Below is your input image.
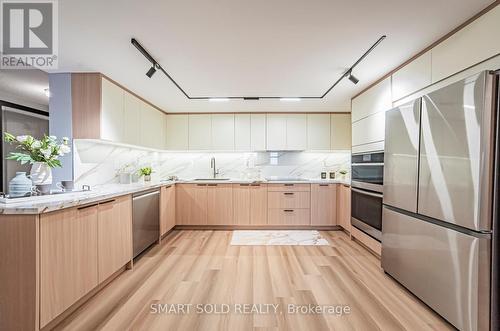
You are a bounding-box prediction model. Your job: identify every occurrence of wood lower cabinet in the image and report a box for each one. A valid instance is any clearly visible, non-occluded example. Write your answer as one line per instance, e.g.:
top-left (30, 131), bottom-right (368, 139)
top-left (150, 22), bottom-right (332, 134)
top-left (207, 184), bottom-right (233, 225)
top-left (268, 209), bottom-right (310, 225)
top-left (310, 184), bottom-right (337, 225)
top-left (250, 184), bottom-right (268, 225)
top-left (40, 206), bottom-right (99, 327)
top-left (233, 184), bottom-right (251, 224)
top-left (233, 183), bottom-right (268, 225)
top-left (337, 184), bottom-right (351, 232)
top-left (160, 185), bottom-right (176, 235)
top-left (176, 184), bottom-right (208, 225)
top-left (97, 196), bottom-right (132, 283)
top-left (39, 195), bottom-right (133, 327)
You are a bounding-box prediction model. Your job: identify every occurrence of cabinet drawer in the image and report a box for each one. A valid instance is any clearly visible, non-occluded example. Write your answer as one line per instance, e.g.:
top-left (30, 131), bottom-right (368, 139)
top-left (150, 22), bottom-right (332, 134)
top-left (268, 209), bottom-right (310, 225)
top-left (268, 191), bottom-right (310, 209)
top-left (267, 183), bottom-right (310, 192)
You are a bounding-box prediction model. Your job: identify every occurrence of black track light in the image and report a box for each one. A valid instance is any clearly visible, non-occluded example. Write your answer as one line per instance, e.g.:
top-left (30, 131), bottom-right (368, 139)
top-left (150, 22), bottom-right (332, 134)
top-left (347, 71), bottom-right (359, 84)
top-left (146, 65), bottom-right (156, 78)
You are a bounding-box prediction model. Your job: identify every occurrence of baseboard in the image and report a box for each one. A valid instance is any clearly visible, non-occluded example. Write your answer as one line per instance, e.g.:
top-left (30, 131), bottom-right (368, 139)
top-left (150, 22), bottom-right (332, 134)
top-left (173, 225), bottom-right (342, 231)
top-left (350, 226), bottom-right (382, 258)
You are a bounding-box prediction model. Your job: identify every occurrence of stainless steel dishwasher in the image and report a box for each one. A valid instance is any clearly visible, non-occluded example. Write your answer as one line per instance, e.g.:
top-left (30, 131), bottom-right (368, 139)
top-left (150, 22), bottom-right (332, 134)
top-left (132, 189), bottom-right (160, 258)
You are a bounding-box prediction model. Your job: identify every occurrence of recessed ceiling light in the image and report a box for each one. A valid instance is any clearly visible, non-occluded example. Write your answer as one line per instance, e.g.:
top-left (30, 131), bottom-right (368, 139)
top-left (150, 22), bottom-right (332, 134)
top-left (280, 98), bottom-right (301, 102)
top-left (209, 98), bottom-right (230, 102)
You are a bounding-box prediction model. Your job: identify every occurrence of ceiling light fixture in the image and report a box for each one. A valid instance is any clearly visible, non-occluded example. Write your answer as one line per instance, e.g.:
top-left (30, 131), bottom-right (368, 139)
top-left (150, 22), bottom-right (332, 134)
top-left (146, 65), bottom-right (157, 78)
top-left (347, 71), bottom-right (359, 84)
top-left (131, 35), bottom-right (386, 100)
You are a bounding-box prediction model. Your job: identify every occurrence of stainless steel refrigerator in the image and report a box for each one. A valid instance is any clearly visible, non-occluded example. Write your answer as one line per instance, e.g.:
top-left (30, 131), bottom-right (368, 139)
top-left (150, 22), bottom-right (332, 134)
top-left (1, 104), bottom-right (49, 193)
top-left (382, 70), bottom-right (498, 331)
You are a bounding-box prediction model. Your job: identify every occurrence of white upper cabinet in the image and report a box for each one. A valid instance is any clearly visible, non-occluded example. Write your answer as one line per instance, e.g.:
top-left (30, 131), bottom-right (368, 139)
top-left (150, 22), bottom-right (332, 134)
top-left (351, 77), bottom-right (392, 122)
top-left (351, 77), bottom-right (391, 152)
top-left (100, 78), bottom-right (124, 142)
top-left (141, 104), bottom-right (165, 149)
top-left (307, 114), bottom-right (330, 150)
top-left (286, 114), bottom-right (307, 150)
top-left (211, 114), bottom-right (235, 150)
top-left (234, 114), bottom-right (251, 151)
top-left (188, 114), bottom-right (212, 150)
top-left (330, 114), bottom-right (351, 150)
top-left (392, 51), bottom-right (432, 101)
top-left (431, 6), bottom-right (500, 83)
top-left (250, 114), bottom-right (266, 151)
top-left (166, 114), bottom-right (188, 150)
top-left (123, 92), bottom-right (141, 145)
top-left (266, 114), bottom-right (287, 150)
top-left (351, 111), bottom-right (386, 152)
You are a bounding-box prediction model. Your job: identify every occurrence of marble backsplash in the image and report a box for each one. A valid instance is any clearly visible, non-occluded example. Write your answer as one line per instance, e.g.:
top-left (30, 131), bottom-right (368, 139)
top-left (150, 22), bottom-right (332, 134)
top-left (73, 140), bottom-right (351, 187)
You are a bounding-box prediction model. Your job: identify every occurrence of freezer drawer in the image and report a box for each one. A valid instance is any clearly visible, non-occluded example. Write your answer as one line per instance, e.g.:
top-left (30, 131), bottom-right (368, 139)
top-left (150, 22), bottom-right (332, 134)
top-left (418, 71), bottom-right (495, 232)
top-left (383, 99), bottom-right (420, 212)
top-left (382, 206), bottom-right (490, 331)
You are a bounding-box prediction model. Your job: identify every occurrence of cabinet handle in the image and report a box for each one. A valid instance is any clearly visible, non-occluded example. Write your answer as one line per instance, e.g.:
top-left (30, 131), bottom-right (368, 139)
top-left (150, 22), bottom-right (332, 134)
top-left (239, 184), bottom-right (250, 186)
top-left (250, 184), bottom-right (261, 186)
top-left (284, 209), bottom-right (294, 212)
top-left (319, 184), bottom-right (329, 187)
top-left (283, 192), bottom-right (294, 195)
top-left (99, 199), bottom-right (115, 205)
top-left (207, 184), bottom-right (218, 187)
top-left (77, 203), bottom-right (98, 210)
top-left (284, 184), bottom-right (294, 186)
top-left (196, 184), bottom-right (207, 186)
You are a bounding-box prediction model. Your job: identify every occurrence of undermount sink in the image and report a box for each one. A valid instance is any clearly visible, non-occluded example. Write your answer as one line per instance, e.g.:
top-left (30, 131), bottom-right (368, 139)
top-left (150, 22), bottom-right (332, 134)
top-left (193, 178), bottom-right (231, 181)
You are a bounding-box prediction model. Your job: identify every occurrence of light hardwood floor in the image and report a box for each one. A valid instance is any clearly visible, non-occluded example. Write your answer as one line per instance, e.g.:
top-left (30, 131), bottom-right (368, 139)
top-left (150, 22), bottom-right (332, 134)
top-left (54, 230), bottom-right (452, 331)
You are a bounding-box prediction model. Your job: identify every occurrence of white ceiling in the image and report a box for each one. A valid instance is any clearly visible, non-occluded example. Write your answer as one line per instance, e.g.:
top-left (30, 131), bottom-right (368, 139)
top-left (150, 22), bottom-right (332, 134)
top-left (55, 0), bottom-right (494, 113)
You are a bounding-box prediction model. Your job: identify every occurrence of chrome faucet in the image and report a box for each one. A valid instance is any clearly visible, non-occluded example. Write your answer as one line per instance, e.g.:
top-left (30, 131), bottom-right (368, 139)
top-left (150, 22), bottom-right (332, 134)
top-left (210, 157), bottom-right (219, 179)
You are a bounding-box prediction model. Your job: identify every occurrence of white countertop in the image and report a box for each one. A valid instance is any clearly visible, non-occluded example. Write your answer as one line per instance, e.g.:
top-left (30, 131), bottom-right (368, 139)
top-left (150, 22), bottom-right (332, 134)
top-left (0, 178), bottom-right (350, 215)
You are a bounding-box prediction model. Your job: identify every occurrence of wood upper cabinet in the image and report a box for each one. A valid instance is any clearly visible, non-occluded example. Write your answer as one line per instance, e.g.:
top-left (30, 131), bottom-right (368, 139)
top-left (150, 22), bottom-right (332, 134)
top-left (97, 196), bottom-right (132, 283)
top-left (337, 184), bottom-right (351, 232)
top-left (166, 114), bottom-right (189, 150)
top-left (310, 184), bottom-right (337, 225)
top-left (176, 184), bottom-right (208, 225)
top-left (40, 207), bottom-right (98, 327)
top-left (211, 114), bottom-right (235, 150)
top-left (307, 114), bottom-right (330, 150)
top-left (331, 114), bottom-right (351, 150)
top-left (160, 185), bottom-right (176, 235)
top-left (250, 183), bottom-right (268, 225)
top-left (207, 184), bottom-right (233, 225)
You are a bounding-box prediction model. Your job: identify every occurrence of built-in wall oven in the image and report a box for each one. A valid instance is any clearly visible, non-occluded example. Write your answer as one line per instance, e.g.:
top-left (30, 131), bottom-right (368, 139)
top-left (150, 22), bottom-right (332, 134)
top-left (351, 152), bottom-right (384, 241)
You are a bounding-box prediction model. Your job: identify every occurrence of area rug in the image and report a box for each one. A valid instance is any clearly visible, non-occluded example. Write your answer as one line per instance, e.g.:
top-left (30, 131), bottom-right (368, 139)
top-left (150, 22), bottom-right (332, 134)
top-left (230, 230), bottom-right (330, 246)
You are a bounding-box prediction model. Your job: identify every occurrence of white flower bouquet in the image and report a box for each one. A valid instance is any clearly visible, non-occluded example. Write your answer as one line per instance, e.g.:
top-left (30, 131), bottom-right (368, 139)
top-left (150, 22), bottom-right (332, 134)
top-left (4, 132), bottom-right (71, 168)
